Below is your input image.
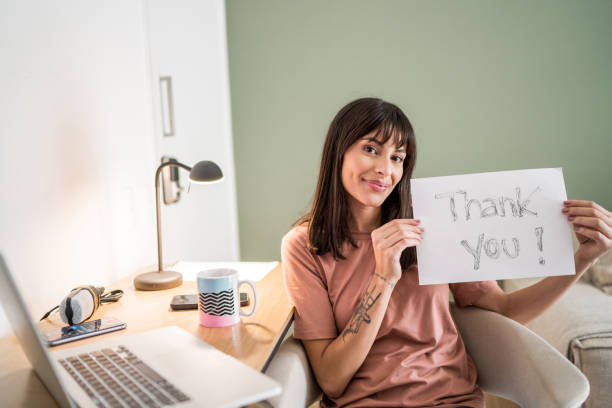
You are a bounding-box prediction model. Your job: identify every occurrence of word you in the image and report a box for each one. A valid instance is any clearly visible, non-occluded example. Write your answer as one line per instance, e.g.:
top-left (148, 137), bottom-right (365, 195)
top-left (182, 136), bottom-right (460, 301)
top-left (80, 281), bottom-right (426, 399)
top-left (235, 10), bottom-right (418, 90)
top-left (460, 227), bottom-right (545, 270)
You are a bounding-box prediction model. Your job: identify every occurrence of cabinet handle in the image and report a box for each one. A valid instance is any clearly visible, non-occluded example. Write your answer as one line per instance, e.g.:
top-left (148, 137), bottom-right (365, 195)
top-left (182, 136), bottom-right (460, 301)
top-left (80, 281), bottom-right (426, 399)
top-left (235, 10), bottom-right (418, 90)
top-left (159, 76), bottom-right (175, 137)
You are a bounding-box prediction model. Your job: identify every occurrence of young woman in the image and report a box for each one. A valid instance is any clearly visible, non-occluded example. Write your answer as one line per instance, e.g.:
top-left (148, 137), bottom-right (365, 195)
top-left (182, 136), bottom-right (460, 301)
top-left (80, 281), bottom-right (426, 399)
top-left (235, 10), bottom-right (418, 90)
top-left (281, 97), bottom-right (612, 407)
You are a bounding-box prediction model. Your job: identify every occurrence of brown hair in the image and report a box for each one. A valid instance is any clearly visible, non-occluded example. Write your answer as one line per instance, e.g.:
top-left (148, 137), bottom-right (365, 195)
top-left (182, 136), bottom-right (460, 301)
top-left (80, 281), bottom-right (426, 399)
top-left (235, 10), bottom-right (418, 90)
top-left (297, 97), bottom-right (418, 269)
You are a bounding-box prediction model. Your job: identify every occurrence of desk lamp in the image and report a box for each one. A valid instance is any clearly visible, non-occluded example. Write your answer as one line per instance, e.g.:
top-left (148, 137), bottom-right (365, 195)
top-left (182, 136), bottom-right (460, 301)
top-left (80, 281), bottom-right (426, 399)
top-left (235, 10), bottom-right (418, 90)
top-left (134, 159), bottom-right (224, 291)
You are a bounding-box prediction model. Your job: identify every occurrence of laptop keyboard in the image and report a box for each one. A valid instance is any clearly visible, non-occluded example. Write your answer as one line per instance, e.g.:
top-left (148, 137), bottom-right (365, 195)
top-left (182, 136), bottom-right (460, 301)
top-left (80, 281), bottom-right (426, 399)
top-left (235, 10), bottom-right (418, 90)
top-left (58, 345), bottom-right (191, 407)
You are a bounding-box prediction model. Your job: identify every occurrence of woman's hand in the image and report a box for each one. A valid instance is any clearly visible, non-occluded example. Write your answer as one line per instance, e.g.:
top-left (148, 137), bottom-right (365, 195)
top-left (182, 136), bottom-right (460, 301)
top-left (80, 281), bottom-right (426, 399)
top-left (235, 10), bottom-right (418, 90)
top-left (371, 219), bottom-right (424, 285)
top-left (563, 200), bottom-right (612, 266)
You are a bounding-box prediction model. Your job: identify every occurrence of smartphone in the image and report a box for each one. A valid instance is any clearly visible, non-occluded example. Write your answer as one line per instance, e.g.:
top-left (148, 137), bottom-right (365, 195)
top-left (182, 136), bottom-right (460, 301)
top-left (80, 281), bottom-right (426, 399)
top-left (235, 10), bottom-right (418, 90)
top-left (170, 294), bottom-right (197, 310)
top-left (43, 317), bottom-right (126, 347)
top-left (170, 293), bottom-right (250, 310)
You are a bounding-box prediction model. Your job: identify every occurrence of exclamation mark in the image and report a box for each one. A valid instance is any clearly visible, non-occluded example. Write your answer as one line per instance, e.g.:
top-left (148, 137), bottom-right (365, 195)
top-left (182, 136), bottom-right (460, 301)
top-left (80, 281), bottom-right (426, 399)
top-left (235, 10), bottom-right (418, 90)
top-left (535, 226), bottom-right (545, 265)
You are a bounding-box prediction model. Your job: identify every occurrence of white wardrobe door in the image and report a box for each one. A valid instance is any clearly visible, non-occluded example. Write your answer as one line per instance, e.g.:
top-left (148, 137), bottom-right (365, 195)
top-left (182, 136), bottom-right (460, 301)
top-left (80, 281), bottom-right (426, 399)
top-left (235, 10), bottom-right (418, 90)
top-left (144, 0), bottom-right (239, 262)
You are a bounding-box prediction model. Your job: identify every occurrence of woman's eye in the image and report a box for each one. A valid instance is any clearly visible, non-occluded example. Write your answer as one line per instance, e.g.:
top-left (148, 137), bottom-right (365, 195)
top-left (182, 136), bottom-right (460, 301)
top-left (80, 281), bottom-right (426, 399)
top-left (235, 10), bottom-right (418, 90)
top-left (392, 155), bottom-right (405, 163)
top-left (364, 145), bottom-right (377, 154)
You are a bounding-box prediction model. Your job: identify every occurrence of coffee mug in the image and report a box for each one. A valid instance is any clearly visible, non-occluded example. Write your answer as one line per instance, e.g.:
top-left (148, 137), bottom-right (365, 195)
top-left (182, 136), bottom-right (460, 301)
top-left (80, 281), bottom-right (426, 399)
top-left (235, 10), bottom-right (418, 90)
top-left (197, 268), bottom-right (257, 327)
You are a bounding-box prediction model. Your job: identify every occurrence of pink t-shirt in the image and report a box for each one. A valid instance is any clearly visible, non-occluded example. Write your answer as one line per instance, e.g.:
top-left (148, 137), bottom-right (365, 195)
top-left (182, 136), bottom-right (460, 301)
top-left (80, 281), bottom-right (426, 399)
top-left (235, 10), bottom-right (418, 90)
top-left (281, 224), bottom-right (498, 408)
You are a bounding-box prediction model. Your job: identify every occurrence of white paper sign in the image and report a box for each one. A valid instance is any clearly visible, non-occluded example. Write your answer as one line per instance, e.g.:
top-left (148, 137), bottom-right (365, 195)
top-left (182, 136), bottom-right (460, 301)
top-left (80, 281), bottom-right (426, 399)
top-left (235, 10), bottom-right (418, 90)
top-left (411, 168), bottom-right (575, 285)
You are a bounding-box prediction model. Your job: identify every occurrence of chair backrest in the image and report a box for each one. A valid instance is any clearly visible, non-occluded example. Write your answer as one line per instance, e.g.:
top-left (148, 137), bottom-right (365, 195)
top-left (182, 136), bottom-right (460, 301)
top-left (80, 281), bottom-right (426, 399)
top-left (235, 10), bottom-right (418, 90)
top-left (450, 303), bottom-right (589, 408)
top-left (265, 336), bottom-right (322, 408)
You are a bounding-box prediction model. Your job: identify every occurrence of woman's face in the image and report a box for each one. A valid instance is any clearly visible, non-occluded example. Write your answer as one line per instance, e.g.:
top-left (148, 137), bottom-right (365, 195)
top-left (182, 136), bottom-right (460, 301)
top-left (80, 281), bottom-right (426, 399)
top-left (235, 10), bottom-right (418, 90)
top-left (341, 132), bottom-right (406, 211)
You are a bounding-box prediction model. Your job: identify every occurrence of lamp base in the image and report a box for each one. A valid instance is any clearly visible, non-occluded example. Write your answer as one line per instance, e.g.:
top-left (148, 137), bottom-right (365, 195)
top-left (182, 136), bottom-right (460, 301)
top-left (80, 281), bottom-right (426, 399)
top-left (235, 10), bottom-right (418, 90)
top-left (134, 270), bottom-right (183, 291)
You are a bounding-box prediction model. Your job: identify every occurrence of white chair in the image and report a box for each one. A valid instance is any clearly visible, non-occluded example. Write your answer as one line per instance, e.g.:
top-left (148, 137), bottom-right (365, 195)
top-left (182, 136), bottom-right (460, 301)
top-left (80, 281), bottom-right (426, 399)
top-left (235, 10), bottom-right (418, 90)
top-left (264, 304), bottom-right (590, 408)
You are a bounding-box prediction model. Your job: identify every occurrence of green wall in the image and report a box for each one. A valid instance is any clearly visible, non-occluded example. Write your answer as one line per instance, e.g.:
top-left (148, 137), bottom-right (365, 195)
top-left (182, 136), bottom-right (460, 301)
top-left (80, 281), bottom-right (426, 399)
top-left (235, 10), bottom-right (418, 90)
top-left (226, 0), bottom-right (612, 261)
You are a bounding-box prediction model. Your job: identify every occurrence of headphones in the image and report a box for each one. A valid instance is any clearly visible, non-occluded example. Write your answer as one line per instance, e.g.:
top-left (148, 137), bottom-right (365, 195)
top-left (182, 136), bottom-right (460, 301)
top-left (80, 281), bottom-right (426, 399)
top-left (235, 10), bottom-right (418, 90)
top-left (40, 286), bottom-right (124, 326)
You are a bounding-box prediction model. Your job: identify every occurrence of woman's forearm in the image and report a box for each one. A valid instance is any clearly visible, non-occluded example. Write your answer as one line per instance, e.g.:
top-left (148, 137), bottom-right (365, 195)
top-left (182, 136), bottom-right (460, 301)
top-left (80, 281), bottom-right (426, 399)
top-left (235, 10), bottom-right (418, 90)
top-left (505, 254), bottom-right (594, 324)
top-left (317, 273), bottom-right (394, 398)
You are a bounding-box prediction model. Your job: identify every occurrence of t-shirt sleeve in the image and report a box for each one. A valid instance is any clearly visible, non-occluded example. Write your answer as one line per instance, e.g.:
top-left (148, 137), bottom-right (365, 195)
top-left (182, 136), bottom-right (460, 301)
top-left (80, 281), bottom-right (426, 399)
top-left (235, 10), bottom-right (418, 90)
top-left (281, 227), bottom-right (338, 340)
top-left (449, 280), bottom-right (499, 308)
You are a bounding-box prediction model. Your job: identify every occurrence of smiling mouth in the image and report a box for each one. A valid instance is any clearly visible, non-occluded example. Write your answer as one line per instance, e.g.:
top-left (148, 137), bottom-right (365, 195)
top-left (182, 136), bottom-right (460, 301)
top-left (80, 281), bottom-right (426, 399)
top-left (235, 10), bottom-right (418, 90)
top-left (364, 179), bottom-right (389, 192)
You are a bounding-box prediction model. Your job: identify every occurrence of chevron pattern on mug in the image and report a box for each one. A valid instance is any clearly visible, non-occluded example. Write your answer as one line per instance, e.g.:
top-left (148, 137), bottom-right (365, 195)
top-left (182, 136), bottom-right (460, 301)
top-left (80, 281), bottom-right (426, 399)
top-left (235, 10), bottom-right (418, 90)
top-left (198, 289), bottom-right (235, 316)
top-left (197, 268), bottom-right (258, 327)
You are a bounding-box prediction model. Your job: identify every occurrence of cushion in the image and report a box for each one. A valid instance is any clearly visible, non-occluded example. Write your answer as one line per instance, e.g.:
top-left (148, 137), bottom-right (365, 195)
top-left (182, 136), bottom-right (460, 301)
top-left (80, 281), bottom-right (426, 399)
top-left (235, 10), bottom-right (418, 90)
top-left (585, 250), bottom-right (612, 294)
top-left (569, 334), bottom-right (612, 408)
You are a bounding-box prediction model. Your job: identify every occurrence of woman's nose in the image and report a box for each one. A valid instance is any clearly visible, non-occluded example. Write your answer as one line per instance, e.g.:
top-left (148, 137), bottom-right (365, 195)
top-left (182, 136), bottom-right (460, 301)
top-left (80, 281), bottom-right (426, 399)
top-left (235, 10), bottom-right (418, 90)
top-left (375, 156), bottom-right (392, 176)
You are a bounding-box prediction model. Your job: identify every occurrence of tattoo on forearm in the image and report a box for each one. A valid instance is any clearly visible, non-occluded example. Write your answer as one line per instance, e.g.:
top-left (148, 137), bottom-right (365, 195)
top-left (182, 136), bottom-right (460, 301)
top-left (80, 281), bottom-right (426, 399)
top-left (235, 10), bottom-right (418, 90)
top-left (342, 284), bottom-right (381, 341)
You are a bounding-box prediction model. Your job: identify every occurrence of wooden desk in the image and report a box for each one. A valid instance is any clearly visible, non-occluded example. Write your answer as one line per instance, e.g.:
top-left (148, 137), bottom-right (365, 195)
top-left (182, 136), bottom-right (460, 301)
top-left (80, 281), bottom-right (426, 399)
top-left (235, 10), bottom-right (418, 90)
top-left (0, 264), bottom-right (295, 407)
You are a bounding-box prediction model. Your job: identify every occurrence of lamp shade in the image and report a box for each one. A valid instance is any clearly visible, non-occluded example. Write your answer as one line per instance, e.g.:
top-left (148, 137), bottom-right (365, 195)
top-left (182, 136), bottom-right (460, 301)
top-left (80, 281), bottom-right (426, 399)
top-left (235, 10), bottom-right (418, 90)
top-left (189, 160), bottom-right (224, 184)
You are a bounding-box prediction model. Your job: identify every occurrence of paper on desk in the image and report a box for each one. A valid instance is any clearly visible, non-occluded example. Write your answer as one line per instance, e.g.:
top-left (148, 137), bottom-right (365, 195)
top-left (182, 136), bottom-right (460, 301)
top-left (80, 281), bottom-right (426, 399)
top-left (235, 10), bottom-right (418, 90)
top-left (411, 168), bottom-right (575, 285)
top-left (171, 261), bottom-right (279, 282)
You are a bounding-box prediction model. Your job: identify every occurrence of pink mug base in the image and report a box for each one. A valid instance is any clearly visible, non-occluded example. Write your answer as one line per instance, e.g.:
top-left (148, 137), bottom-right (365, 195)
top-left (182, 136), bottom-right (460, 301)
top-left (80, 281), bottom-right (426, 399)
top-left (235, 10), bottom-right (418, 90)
top-left (199, 311), bottom-right (237, 327)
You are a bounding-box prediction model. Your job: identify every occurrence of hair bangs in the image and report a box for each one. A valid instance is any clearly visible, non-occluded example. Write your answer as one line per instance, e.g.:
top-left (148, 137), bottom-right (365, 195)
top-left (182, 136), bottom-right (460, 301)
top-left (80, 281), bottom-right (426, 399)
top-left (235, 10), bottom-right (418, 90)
top-left (371, 115), bottom-right (410, 150)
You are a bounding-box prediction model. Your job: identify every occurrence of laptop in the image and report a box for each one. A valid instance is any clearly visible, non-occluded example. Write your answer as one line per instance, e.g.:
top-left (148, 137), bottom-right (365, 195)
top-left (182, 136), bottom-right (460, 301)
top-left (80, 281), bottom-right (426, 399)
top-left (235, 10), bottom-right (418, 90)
top-left (0, 254), bottom-right (282, 407)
